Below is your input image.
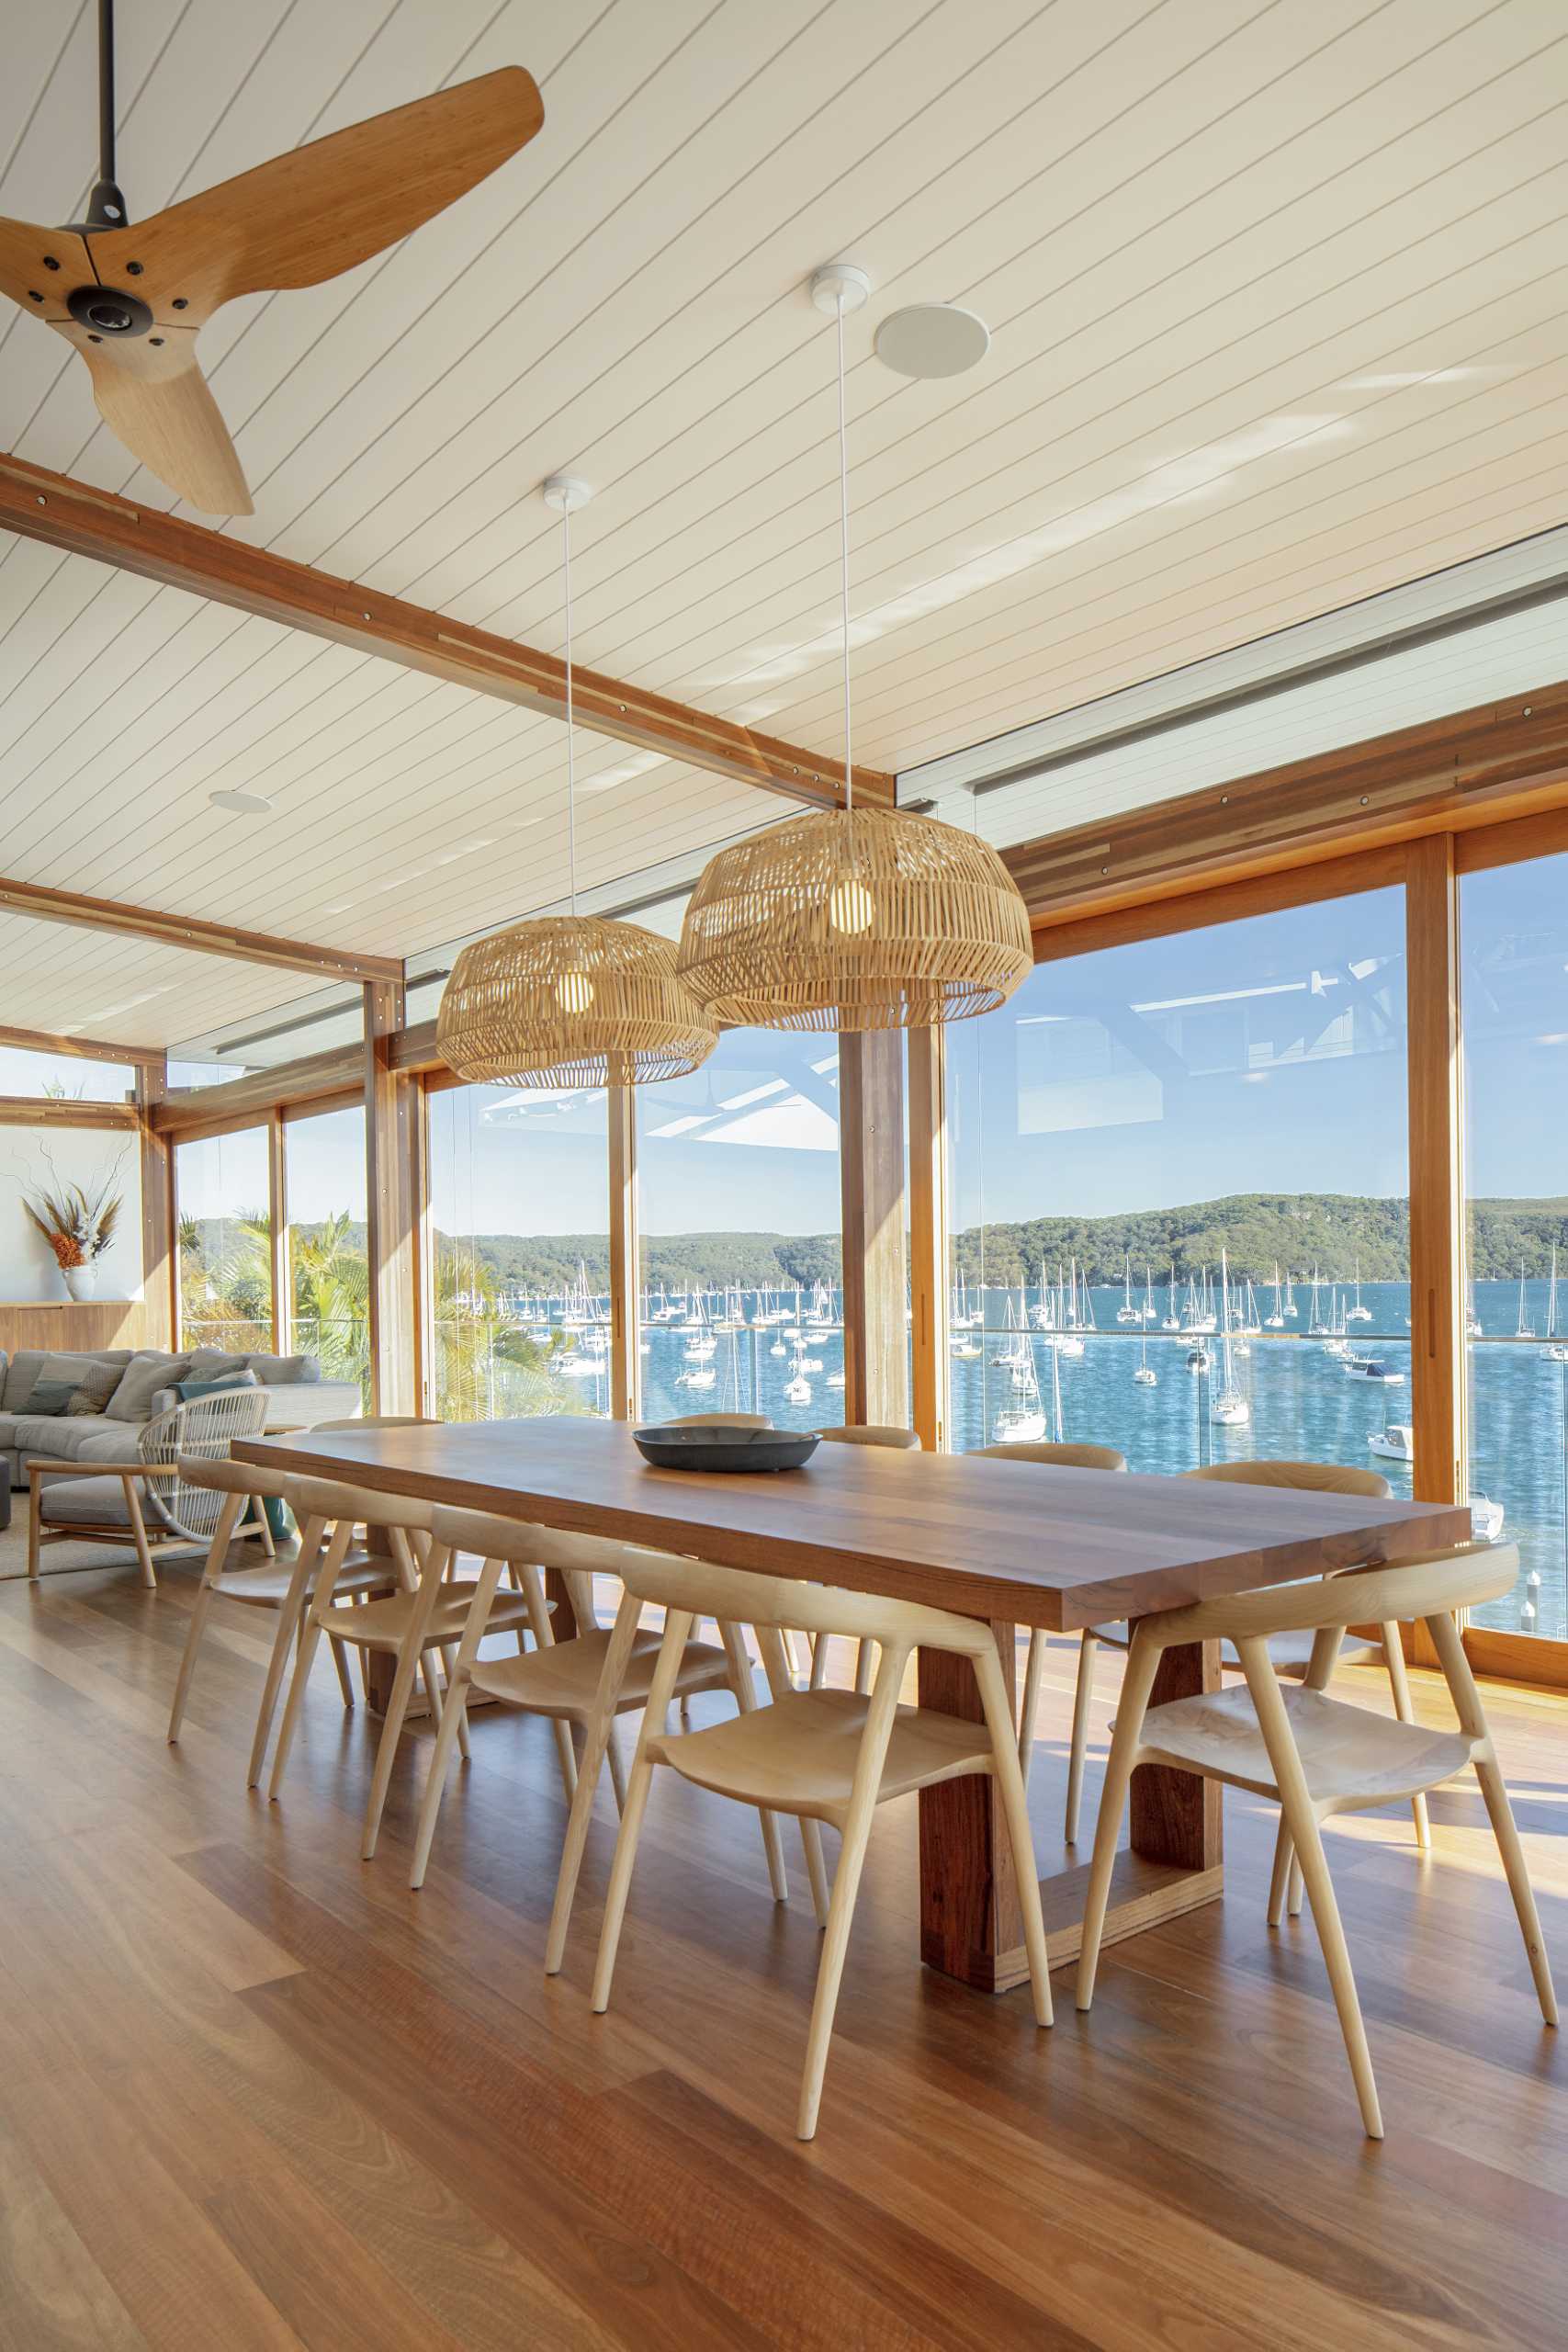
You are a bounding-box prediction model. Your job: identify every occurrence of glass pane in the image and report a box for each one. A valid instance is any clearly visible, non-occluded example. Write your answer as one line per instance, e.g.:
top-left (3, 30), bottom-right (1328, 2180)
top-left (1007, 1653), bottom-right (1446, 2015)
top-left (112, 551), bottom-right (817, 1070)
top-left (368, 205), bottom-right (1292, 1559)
top-left (1461, 854), bottom-right (1568, 1641)
top-left (637, 1031), bottom-right (843, 1430)
top-left (285, 1106), bottom-right (369, 1407)
top-left (0, 1045), bottom-right (132, 1101)
top-left (175, 1125), bottom-right (273, 1353)
top-left (427, 1082), bottom-right (610, 1421)
top-left (944, 888), bottom-right (1409, 1476)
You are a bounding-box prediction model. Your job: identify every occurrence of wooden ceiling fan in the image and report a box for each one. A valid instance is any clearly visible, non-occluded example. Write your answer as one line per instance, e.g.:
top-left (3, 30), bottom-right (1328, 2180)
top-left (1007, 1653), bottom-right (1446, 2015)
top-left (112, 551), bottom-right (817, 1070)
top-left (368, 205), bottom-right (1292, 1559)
top-left (0, 1), bottom-right (543, 515)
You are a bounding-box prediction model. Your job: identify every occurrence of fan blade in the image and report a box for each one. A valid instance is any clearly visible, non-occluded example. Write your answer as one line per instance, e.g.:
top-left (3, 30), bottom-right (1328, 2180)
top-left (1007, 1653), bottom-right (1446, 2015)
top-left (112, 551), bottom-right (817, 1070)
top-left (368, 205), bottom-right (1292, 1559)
top-left (0, 218), bottom-right (95, 315)
top-left (84, 342), bottom-right (253, 515)
top-left (88, 67), bottom-right (543, 319)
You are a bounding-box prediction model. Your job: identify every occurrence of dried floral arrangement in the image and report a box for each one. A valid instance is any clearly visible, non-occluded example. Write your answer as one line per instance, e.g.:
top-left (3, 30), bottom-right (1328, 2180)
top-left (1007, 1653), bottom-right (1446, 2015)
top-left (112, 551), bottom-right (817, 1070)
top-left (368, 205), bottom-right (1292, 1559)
top-left (21, 1155), bottom-right (124, 1270)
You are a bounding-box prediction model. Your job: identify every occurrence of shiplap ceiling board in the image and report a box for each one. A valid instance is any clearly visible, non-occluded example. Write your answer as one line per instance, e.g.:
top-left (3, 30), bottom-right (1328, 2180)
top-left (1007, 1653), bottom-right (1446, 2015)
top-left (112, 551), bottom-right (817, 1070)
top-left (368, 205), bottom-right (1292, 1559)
top-left (0, 0), bottom-right (1565, 1046)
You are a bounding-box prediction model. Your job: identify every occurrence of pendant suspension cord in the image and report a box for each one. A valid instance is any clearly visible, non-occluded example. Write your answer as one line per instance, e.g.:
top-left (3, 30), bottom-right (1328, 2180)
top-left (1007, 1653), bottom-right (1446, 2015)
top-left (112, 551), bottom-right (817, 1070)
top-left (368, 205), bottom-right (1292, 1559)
top-left (98, 0), bottom-right (117, 189)
top-left (563, 503), bottom-right (578, 916)
top-left (835, 294), bottom-right (853, 817)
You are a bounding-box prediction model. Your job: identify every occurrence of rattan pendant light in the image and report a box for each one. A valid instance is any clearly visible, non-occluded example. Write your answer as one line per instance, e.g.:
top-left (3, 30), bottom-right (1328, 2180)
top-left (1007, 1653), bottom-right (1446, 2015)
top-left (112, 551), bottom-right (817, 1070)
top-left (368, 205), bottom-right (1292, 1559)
top-left (676, 264), bottom-right (1032, 1035)
top-left (438, 477), bottom-right (716, 1089)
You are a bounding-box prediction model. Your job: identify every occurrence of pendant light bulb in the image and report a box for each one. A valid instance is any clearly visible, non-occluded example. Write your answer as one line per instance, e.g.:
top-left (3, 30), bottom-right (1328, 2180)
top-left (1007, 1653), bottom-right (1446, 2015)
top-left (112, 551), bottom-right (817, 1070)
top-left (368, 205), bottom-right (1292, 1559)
top-left (829, 871), bottom-right (875, 935)
top-left (552, 968), bottom-right (595, 1015)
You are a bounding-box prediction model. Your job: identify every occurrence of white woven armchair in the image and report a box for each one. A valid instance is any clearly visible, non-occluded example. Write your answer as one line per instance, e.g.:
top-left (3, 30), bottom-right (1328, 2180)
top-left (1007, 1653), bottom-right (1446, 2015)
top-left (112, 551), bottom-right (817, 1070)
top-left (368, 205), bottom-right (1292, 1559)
top-left (27, 1385), bottom-right (273, 1588)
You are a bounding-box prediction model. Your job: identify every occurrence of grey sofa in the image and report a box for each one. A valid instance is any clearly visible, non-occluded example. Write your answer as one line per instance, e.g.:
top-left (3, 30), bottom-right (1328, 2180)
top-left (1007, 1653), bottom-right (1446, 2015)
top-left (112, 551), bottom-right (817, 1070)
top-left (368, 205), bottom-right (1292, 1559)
top-left (0, 1345), bottom-right (361, 1493)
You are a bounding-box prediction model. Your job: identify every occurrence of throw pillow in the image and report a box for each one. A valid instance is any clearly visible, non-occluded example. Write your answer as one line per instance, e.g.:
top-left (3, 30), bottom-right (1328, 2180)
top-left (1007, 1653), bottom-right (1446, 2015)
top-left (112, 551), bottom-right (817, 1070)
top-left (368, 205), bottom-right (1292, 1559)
top-left (105, 1352), bottom-right (192, 1424)
top-left (186, 1347), bottom-right (249, 1382)
top-left (242, 1352), bottom-right (318, 1385)
top-left (22, 1380), bottom-right (78, 1417)
top-left (65, 1360), bottom-right (125, 1417)
top-left (175, 1371), bottom-right (260, 1403)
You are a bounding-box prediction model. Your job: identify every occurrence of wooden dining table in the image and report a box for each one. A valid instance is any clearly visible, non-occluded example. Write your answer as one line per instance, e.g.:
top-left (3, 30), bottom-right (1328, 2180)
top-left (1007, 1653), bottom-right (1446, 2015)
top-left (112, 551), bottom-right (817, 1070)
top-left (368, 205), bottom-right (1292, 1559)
top-left (234, 1418), bottom-right (1469, 1991)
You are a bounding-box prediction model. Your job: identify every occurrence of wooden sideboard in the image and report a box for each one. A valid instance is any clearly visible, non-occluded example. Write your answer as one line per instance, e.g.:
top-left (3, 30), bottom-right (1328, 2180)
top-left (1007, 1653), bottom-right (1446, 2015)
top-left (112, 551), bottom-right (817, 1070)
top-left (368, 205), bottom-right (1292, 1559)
top-left (0, 1300), bottom-right (153, 1357)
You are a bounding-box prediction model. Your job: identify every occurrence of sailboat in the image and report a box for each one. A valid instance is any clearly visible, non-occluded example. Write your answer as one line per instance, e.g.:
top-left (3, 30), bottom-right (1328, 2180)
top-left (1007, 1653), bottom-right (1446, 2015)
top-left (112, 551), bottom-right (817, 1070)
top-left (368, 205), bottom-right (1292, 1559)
top-left (1211, 1251), bottom-right (1250, 1425)
top-left (1055, 1261), bottom-right (1085, 1359)
top-left (1264, 1261), bottom-right (1285, 1329)
top-left (1161, 1260), bottom-right (1181, 1330)
top-left (1134, 1268), bottom-right (1157, 1386)
top-left (1116, 1254), bottom-right (1141, 1324)
top-left (993, 1328), bottom-right (1046, 1442)
top-left (1544, 1246), bottom-right (1568, 1362)
top-left (1347, 1259), bottom-right (1372, 1324)
top-left (1515, 1261), bottom-right (1536, 1340)
top-left (1283, 1268), bottom-right (1298, 1319)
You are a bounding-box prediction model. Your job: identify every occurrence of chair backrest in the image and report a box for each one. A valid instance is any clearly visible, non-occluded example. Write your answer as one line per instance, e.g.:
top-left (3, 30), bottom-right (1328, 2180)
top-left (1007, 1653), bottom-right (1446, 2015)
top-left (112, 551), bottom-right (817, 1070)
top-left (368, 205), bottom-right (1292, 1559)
top-left (611, 1546), bottom-right (997, 1655)
top-left (1183, 1458), bottom-right (1393, 1499)
top-left (175, 1449), bottom-right (298, 1505)
top-left (662, 1412), bottom-right (771, 1429)
top-left (815, 1425), bottom-right (921, 1450)
top-left (1140, 1543), bottom-right (1517, 1651)
top-left (974, 1440), bottom-right (1126, 1472)
top-left (290, 1473), bottom-right (435, 1532)
top-left (429, 1507), bottom-right (658, 1634)
top-left (141, 1388), bottom-right (271, 1536)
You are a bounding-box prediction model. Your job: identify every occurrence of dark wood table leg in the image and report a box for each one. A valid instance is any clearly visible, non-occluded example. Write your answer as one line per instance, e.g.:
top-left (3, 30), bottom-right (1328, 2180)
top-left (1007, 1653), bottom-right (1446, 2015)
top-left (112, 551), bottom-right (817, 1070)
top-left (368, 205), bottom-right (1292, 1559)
top-left (919, 1624), bottom-right (1028, 1992)
top-left (919, 1623), bottom-right (1224, 1993)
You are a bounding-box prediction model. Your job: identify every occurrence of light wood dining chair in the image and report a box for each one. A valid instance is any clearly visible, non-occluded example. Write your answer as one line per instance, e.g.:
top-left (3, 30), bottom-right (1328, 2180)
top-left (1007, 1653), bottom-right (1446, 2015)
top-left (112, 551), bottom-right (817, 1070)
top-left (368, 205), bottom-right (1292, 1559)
top-left (266, 1475), bottom-right (536, 1858)
top-left (407, 1507), bottom-right (809, 1907)
top-left (1076, 1544), bottom-right (1556, 2138)
top-left (165, 1453), bottom-right (401, 1782)
top-left (807, 1423), bottom-right (924, 1692)
top-left (580, 1551), bottom-right (1053, 2142)
top-left (972, 1439), bottom-right (1128, 1830)
top-left (1053, 1458), bottom-right (1438, 1862)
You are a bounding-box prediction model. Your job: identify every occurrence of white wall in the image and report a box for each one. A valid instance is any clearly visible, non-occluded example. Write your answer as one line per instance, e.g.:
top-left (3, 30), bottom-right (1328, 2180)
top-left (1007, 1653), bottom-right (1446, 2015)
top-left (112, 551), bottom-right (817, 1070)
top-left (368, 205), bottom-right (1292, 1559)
top-left (0, 1128), bottom-right (143, 1305)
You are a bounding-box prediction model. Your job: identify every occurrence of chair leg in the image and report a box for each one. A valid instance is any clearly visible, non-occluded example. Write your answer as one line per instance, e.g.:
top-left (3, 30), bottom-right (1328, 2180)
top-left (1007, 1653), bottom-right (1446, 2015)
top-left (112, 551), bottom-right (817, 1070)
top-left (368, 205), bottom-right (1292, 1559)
top-left (266, 1518), bottom-right (355, 1799)
top-left (752, 1623), bottom-right (829, 1926)
top-left (1016, 1627), bottom-right (1046, 1793)
top-left (1267, 1816), bottom-right (1296, 1929)
top-left (167, 1491), bottom-right (245, 1742)
top-left (121, 1477), bottom-right (157, 1589)
top-left (808, 1634), bottom-right (829, 1690)
top-left (361, 1543), bottom-right (452, 1861)
top-left (408, 1558), bottom-right (504, 1891)
top-left (852, 1638), bottom-right (874, 1696)
top-left (1064, 1630), bottom-right (1098, 1842)
top-left (27, 1470), bottom-right (42, 1579)
top-left (1424, 1611), bottom-right (1557, 2027)
top-left (546, 1590), bottom-right (641, 1973)
top-left (253, 1501), bottom-right (276, 1560)
top-left (1378, 1622), bottom-right (1430, 1849)
top-left (436, 1643), bottom-right (470, 1761)
top-left (1237, 1639), bottom-right (1383, 2139)
top-left (976, 1645), bottom-right (1053, 2028)
top-left (1076, 1632), bottom-right (1163, 2012)
top-left (592, 1611), bottom-right (694, 2012)
top-left (717, 1619), bottom-right (787, 1903)
top-left (517, 1562), bottom-right (577, 1804)
top-left (795, 1645), bottom-right (906, 2142)
top-left (328, 1635), bottom-right (355, 1709)
top-left (247, 1515), bottom-right (332, 1789)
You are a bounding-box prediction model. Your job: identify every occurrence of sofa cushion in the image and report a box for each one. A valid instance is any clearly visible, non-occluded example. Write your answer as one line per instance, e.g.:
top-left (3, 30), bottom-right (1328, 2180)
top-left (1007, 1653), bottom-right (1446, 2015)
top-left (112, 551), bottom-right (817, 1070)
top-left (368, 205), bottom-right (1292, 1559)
top-left (243, 1352), bottom-right (319, 1385)
top-left (186, 1348), bottom-right (250, 1382)
top-left (176, 1370), bottom-right (260, 1403)
top-left (3, 1350), bottom-right (135, 1410)
top-left (72, 1427), bottom-right (146, 1464)
top-left (10, 1415), bottom-right (103, 1457)
top-left (105, 1352), bottom-right (190, 1423)
top-left (65, 1360), bottom-right (126, 1417)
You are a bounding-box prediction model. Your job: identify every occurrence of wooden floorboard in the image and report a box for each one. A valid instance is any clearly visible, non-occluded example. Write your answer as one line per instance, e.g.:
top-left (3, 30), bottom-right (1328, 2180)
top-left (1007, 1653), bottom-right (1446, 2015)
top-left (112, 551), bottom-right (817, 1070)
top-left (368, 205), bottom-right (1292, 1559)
top-left (0, 1562), bottom-right (1563, 2349)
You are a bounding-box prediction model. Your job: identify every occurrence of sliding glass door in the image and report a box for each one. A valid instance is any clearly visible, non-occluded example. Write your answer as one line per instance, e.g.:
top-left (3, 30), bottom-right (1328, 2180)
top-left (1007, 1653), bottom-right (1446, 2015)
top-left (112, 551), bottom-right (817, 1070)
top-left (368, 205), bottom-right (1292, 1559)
top-left (1461, 850), bottom-right (1568, 1645)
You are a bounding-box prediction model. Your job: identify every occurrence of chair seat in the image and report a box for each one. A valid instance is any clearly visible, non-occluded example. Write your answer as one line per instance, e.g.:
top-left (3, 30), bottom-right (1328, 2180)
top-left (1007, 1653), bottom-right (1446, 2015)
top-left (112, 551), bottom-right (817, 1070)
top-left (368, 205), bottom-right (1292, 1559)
top-left (34, 1475), bottom-right (154, 1529)
top-left (470, 1626), bottom-right (731, 1719)
top-left (320, 1580), bottom-right (537, 1652)
top-left (649, 1687), bottom-right (991, 1826)
top-left (1087, 1623), bottom-right (1383, 1673)
top-left (1131, 1683), bottom-right (1473, 1807)
top-left (213, 1551), bottom-right (388, 1606)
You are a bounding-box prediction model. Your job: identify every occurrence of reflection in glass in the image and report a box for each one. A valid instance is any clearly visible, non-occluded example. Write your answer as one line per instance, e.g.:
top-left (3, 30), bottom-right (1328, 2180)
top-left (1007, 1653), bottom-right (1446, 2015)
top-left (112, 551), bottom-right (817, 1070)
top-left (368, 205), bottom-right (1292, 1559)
top-left (944, 891), bottom-right (1411, 1494)
top-left (427, 1082), bottom-right (610, 1422)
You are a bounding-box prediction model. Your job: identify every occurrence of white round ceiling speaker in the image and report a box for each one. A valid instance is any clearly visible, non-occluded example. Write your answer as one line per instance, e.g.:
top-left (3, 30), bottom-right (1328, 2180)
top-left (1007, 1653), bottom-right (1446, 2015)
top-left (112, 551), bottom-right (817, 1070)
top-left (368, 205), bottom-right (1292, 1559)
top-left (209, 788), bottom-right (272, 814)
top-left (874, 302), bottom-right (990, 379)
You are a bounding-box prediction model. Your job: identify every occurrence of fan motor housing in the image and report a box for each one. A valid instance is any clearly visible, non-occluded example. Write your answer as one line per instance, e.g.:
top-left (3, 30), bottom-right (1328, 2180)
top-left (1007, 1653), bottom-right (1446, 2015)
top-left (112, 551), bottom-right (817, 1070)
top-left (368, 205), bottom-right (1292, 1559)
top-left (65, 282), bottom-right (152, 338)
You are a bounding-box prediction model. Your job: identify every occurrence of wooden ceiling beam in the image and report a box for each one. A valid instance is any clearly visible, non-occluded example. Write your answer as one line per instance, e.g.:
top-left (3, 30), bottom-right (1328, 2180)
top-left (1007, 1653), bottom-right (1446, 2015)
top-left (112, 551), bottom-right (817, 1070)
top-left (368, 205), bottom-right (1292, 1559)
top-left (0, 455), bottom-right (890, 811)
top-left (1004, 677), bottom-right (1568, 927)
top-left (0, 1022), bottom-right (166, 1069)
top-left (150, 1043), bottom-right (367, 1131)
top-left (0, 873), bottom-right (402, 984)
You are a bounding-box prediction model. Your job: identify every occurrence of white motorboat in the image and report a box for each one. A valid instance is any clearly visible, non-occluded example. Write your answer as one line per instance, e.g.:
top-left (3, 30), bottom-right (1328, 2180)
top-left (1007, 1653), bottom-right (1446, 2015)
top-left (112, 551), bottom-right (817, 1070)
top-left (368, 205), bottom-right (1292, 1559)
top-left (1369, 1424), bottom-right (1415, 1462)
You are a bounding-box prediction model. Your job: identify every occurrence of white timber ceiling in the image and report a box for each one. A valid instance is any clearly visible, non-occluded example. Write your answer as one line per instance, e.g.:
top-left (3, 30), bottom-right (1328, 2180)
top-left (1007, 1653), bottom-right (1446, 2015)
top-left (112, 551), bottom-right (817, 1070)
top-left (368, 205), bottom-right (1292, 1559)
top-left (1, 0), bottom-right (1566, 1047)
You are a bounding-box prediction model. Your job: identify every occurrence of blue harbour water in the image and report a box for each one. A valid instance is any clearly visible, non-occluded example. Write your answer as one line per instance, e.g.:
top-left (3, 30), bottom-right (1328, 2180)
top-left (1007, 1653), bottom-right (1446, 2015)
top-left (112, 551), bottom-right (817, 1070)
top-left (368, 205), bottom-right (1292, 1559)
top-left (495, 1276), bottom-right (1566, 1645)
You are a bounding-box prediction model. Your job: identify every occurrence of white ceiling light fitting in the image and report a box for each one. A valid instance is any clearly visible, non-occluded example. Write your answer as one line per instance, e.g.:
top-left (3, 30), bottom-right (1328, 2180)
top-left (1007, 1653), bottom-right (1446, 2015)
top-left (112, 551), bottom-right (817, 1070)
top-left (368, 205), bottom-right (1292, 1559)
top-left (209, 787), bottom-right (272, 814)
top-left (437, 474), bottom-right (716, 1089)
top-left (874, 300), bottom-right (990, 379)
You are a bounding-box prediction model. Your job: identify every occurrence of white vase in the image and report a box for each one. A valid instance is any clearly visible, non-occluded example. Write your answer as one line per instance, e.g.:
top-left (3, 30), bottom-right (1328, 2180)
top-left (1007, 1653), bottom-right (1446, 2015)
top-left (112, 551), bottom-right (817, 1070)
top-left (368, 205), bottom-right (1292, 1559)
top-left (63, 1262), bottom-right (99, 1303)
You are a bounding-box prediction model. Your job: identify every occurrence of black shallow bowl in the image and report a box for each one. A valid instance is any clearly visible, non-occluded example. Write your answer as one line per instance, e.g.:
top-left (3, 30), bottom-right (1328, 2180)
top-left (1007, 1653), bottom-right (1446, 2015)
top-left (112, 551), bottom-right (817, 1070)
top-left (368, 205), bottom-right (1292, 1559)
top-left (632, 1423), bottom-right (820, 1473)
